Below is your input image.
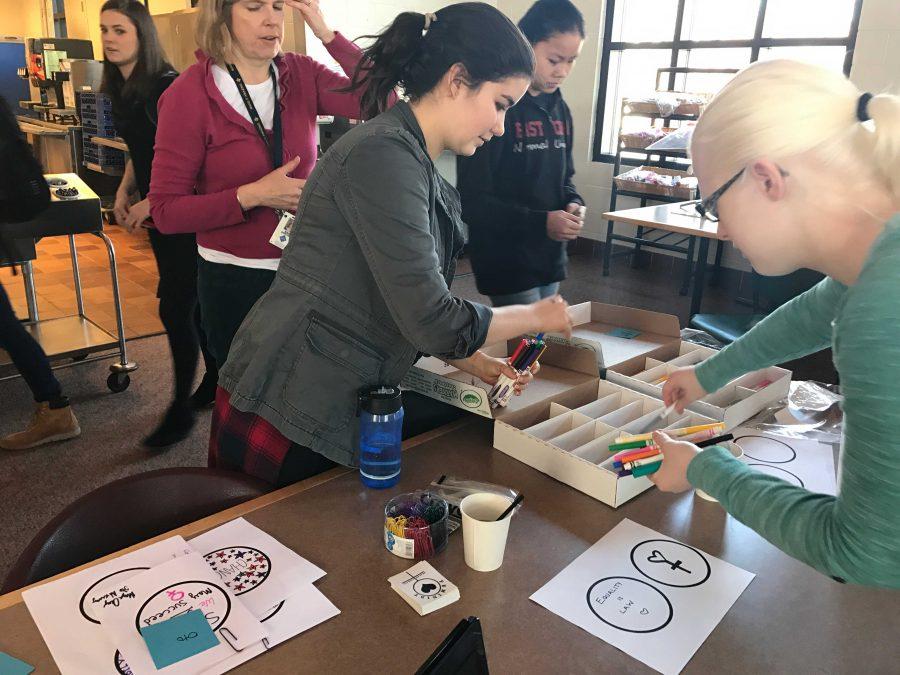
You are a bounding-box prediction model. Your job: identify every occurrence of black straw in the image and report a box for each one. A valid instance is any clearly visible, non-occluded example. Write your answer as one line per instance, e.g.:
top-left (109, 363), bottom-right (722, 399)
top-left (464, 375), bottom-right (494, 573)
top-left (495, 493), bottom-right (524, 521)
top-left (697, 433), bottom-right (734, 448)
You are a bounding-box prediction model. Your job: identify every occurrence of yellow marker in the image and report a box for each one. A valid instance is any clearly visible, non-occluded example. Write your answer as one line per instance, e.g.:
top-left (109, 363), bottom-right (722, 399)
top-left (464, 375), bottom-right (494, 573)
top-left (616, 422), bottom-right (724, 444)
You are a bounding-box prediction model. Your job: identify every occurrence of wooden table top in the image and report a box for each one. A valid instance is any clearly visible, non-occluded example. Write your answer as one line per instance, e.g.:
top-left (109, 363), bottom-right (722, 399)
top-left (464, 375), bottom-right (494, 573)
top-left (1, 419), bottom-right (897, 674)
top-left (603, 202), bottom-right (720, 239)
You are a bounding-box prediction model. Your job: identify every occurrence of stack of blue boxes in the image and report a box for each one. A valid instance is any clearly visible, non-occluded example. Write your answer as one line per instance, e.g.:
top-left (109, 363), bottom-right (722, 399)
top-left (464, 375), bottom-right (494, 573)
top-left (79, 92), bottom-right (126, 171)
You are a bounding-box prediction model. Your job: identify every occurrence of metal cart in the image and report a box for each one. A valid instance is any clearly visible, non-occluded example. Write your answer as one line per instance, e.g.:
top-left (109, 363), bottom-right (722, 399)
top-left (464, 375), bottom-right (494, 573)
top-left (0, 172), bottom-right (137, 392)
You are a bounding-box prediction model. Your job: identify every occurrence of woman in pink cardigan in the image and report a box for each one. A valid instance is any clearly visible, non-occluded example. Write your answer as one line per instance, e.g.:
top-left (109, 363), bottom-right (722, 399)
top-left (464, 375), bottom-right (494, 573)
top-left (149, 0), bottom-right (372, 368)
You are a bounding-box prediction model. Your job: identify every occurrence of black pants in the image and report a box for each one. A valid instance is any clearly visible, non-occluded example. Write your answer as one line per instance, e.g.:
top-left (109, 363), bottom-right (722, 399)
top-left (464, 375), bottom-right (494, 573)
top-left (196, 257), bottom-right (276, 370)
top-left (148, 230), bottom-right (216, 404)
top-left (0, 283), bottom-right (61, 403)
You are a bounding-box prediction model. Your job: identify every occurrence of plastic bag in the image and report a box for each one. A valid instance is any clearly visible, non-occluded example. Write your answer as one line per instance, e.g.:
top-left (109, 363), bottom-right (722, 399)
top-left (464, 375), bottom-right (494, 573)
top-left (427, 475), bottom-right (521, 535)
top-left (646, 124), bottom-right (695, 152)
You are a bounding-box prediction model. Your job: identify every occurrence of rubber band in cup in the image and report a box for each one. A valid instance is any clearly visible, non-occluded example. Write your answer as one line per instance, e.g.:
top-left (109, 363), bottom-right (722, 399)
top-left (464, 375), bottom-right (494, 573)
top-left (695, 442), bottom-right (743, 503)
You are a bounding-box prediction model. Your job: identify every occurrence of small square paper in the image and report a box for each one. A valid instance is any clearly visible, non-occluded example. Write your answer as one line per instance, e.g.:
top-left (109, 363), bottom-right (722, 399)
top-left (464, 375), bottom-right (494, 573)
top-left (0, 652), bottom-right (34, 675)
top-left (389, 562), bottom-right (459, 616)
top-left (140, 609), bottom-right (219, 669)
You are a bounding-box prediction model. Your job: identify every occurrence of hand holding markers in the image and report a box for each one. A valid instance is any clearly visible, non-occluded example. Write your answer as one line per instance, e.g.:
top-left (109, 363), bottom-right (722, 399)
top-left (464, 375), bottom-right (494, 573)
top-left (662, 366), bottom-right (708, 414)
top-left (477, 353), bottom-right (540, 394)
top-left (647, 431), bottom-right (700, 492)
top-left (488, 334), bottom-right (548, 408)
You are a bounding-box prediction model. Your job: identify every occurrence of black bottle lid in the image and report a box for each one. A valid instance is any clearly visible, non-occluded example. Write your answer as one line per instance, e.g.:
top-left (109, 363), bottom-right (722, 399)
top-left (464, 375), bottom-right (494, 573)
top-left (359, 385), bottom-right (402, 415)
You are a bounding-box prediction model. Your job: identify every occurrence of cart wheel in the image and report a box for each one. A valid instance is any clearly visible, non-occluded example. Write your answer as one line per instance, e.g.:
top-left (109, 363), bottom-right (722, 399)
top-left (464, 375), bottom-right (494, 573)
top-left (107, 372), bottom-right (131, 393)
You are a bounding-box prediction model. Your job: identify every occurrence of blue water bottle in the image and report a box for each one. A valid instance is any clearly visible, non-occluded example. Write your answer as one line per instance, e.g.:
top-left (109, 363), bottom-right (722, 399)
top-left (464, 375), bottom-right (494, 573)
top-left (358, 386), bottom-right (404, 489)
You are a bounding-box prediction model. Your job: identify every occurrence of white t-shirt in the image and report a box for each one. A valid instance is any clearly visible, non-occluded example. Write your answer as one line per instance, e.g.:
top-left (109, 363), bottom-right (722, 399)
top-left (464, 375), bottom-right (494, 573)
top-left (201, 65), bottom-right (281, 270)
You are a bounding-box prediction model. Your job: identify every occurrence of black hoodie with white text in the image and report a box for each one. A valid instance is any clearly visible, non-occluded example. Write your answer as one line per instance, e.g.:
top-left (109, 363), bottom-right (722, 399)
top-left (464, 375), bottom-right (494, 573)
top-left (457, 88), bottom-right (583, 296)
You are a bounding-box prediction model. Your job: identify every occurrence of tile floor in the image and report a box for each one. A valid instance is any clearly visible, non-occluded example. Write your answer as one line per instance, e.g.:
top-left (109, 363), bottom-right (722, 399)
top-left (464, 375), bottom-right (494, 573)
top-left (0, 224), bottom-right (165, 340)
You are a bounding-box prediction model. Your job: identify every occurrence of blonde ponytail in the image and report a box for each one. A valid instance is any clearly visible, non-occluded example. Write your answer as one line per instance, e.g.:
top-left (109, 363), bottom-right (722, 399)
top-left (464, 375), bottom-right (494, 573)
top-left (692, 59), bottom-right (899, 202)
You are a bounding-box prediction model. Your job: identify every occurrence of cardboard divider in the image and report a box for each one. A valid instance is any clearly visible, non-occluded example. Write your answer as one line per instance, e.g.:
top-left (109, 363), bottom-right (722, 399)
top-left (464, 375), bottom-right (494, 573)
top-left (633, 363), bottom-right (669, 384)
top-left (550, 419), bottom-right (612, 452)
top-left (524, 409), bottom-right (593, 441)
top-left (571, 392), bottom-right (623, 418)
top-left (596, 400), bottom-right (646, 428)
top-left (607, 340), bottom-right (792, 429)
top-left (493, 380), bottom-right (718, 508)
top-left (570, 428), bottom-right (622, 463)
top-left (666, 348), bottom-right (707, 368)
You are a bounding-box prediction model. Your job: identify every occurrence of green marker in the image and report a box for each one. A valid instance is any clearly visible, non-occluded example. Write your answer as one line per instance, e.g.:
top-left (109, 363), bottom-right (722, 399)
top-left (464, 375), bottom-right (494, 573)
top-left (608, 439), bottom-right (655, 452)
top-left (632, 461), bottom-right (662, 477)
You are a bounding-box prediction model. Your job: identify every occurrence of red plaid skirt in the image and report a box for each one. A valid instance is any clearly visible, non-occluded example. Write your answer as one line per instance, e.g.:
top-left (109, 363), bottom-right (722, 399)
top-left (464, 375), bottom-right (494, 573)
top-left (209, 387), bottom-right (293, 484)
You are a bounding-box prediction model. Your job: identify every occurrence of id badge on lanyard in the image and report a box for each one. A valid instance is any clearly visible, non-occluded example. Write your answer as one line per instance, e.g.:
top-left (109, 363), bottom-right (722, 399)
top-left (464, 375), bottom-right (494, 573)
top-left (225, 62), bottom-right (295, 248)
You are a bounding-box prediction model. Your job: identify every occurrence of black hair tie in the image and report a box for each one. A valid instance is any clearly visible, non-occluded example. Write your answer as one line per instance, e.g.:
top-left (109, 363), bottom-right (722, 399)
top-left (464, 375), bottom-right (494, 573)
top-left (856, 92), bottom-right (873, 122)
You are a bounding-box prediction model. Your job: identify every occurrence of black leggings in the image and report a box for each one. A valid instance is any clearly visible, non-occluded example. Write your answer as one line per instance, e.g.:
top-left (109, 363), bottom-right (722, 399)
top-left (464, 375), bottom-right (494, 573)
top-left (0, 283), bottom-right (61, 403)
top-left (148, 229), bottom-right (216, 404)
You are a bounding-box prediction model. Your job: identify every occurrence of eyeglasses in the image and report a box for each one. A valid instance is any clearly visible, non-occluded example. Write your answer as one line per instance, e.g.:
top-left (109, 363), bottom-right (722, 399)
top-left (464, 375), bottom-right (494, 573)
top-left (694, 168), bottom-right (744, 222)
top-left (695, 166), bottom-right (790, 222)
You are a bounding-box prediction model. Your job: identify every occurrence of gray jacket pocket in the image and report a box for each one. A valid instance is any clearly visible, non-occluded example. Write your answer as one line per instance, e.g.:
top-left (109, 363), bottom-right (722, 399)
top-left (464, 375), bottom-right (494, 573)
top-left (284, 314), bottom-right (385, 433)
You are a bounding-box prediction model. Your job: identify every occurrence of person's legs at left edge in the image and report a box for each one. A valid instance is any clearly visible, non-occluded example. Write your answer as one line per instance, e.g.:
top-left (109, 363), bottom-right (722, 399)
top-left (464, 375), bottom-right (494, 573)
top-left (537, 281), bottom-right (560, 299)
top-left (0, 284), bottom-right (80, 450)
top-left (488, 286), bottom-right (543, 307)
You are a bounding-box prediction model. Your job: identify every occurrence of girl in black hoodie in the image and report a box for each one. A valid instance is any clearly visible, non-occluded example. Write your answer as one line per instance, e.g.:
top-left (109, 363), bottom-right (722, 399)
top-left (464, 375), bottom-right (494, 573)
top-left (458, 0), bottom-right (586, 306)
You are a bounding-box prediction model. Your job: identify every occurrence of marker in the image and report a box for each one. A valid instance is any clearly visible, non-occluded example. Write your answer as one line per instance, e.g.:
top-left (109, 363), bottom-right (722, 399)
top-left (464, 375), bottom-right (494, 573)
top-left (616, 422), bottom-right (724, 444)
top-left (608, 439), bottom-right (656, 452)
top-left (632, 461), bottom-right (662, 477)
top-left (623, 454), bottom-right (664, 470)
top-left (508, 338), bottom-right (528, 368)
top-left (696, 433), bottom-right (734, 448)
top-left (614, 445), bottom-right (661, 461)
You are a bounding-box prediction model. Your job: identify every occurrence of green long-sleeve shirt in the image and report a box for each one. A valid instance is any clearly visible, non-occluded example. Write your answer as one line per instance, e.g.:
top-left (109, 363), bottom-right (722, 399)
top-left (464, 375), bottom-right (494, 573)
top-left (689, 214), bottom-right (900, 588)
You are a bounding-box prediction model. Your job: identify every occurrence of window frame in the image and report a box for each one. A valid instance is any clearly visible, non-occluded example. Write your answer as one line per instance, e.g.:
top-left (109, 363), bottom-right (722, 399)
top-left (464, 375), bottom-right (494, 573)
top-left (591, 0), bottom-right (866, 163)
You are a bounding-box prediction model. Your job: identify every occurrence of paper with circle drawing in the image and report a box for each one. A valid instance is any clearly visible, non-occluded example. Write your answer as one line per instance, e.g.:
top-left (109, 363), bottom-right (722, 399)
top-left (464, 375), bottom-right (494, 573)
top-left (188, 517), bottom-right (326, 616)
top-left (731, 427), bottom-right (837, 496)
top-left (94, 552), bottom-right (267, 674)
top-left (22, 536), bottom-right (193, 675)
top-left (200, 585), bottom-right (341, 673)
top-left (530, 519), bottom-right (754, 675)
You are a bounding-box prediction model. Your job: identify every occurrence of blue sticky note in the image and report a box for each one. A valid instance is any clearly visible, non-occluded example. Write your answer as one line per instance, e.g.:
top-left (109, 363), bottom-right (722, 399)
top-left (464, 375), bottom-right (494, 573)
top-left (607, 327), bottom-right (641, 339)
top-left (139, 609), bottom-right (219, 669)
top-left (0, 652), bottom-right (34, 675)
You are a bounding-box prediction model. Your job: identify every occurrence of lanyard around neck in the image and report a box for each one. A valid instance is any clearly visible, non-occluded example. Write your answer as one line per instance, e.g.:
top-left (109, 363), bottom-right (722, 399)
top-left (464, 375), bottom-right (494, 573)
top-left (224, 62), bottom-right (282, 170)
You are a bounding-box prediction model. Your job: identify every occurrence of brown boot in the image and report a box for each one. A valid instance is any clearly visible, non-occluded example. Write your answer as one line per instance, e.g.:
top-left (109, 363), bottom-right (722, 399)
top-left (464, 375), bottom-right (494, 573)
top-left (0, 402), bottom-right (81, 450)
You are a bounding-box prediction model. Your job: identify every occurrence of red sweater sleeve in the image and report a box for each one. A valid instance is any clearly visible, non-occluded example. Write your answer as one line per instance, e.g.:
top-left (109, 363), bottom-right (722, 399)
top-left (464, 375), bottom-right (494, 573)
top-left (149, 79), bottom-right (247, 234)
top-left (315, 32), bottom-right (396, 119)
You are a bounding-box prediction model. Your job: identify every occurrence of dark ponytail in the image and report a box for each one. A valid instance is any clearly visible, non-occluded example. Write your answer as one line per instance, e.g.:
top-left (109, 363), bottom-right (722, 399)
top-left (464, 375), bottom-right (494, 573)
top-left (344, 2), bottom-right (535, 120)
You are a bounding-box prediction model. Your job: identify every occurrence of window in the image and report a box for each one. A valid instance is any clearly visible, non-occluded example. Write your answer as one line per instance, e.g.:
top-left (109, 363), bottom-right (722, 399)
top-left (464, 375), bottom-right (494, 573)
top-left (51, 0), bottom-right (67, 38)
top-left (592, 0), bottom-right (865, 162)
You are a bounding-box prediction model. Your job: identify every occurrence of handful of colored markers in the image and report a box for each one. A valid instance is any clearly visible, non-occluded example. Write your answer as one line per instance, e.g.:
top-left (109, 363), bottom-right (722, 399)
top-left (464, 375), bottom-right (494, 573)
top-left (610, 422), bottom-right (728, 478)
top-left (488, 334), bottom-right (547, 409)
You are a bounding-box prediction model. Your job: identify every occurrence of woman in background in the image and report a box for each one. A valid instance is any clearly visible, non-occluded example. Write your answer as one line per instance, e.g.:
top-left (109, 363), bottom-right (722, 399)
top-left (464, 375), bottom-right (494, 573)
top-left (102, 0), bottom-right (217, 448)
top-left (149, 0), bottom-right (378, 371)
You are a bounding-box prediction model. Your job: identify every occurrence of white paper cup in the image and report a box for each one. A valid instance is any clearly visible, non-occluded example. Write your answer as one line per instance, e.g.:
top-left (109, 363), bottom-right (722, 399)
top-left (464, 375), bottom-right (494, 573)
top-left (460, 493), bottom-right (515, 572)
top-left (695, 441), bottom-right (744, 502)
